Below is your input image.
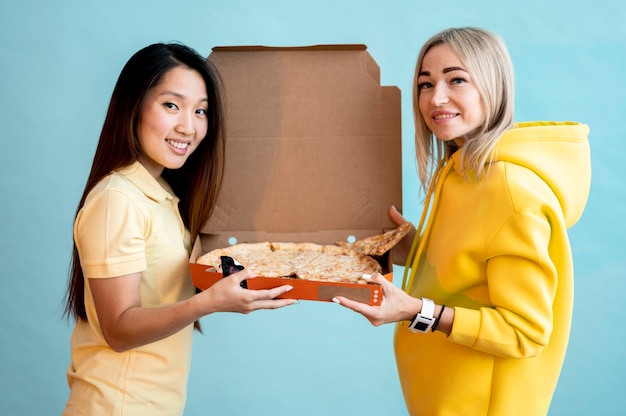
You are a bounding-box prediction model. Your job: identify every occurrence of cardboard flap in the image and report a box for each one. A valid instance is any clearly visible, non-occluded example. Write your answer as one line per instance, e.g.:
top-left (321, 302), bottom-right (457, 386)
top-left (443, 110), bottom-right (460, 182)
top-left (202, 44), bottom-right (401, 250)
top-left (212, 44), bottom-right (368, 52)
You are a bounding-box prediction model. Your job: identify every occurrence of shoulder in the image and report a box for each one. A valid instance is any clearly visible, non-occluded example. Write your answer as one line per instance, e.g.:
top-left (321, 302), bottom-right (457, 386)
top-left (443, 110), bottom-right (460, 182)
top-left (81, 171), bottom-right (153, 223)
top-left (484, 161), bottom-right (561, 220)
top-left (85, 172), bottom-right (140, 203)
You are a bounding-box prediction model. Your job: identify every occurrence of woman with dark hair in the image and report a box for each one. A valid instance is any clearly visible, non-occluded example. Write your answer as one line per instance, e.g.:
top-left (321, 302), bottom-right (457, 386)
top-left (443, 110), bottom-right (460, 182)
top-left (62, 43), bottom-right (295, 415)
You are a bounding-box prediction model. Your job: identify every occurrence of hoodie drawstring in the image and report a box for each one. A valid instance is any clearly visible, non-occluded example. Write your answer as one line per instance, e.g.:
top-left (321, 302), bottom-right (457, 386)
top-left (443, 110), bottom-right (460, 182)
top-left (401, 157), bottom-right (456, 293)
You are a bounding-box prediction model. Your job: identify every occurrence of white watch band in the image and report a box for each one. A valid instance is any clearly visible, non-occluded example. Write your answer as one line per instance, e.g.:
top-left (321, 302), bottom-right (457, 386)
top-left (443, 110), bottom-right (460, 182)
top-left (408, 297), bottom-right (436, 333)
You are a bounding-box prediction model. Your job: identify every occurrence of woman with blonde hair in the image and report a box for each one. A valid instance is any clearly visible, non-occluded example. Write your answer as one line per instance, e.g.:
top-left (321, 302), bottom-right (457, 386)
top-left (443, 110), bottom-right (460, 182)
top-left (334, 27), bottom-right (591, 415)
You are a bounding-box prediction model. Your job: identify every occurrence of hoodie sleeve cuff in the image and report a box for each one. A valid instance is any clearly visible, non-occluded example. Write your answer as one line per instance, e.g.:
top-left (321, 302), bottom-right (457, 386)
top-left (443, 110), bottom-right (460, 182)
top-left (448, 307), bottom-right (481, 347)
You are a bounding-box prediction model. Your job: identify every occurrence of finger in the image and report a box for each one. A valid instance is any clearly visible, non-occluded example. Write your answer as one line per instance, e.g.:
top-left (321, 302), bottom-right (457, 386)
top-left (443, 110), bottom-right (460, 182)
top-left (388, 205), bottom-right (408, 226)
top-left (267, 284), bottom-right (294, 298)
top-left (363, 272), bottom-right (385, 284)
top-left (375, 273), bottom-right (395, 290)
top-left (363, 273), bottom-right (394, 294)
top-left (332, 295), bottom-right (353, 309)
top-left (251, 298), bottom-right (298, 310)
top-left (252, 284), bottom-right (294, 300)
top-left (230, 268), bottom-right (258, 283)
top-left (332, 296), bottom-right (374, 315)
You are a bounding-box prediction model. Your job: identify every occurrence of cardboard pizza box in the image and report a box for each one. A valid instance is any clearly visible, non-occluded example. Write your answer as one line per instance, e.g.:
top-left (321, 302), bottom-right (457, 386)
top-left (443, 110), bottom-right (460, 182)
top-left (189, 44), bottom-right (402, 305)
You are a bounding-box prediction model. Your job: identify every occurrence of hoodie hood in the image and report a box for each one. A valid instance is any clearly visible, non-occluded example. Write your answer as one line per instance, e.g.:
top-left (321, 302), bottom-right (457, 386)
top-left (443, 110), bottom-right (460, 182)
top-left (491, 121), bottom-right (590, 227)
top-left (401, 120), bottom-right (591, 291)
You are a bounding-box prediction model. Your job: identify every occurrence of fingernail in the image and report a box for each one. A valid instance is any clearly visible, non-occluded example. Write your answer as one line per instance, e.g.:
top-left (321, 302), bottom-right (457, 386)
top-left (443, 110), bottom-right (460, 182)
top-left (362, 274), bottom-right (372, 281)
top-left (332, 297), bottom-right (340, 304)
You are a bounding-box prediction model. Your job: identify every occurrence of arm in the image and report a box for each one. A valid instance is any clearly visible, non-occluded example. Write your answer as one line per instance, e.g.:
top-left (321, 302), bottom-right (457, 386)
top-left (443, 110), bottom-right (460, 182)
top-left (90, 269), bottom-right (295, 352)
top-left (449, 211), bottom-right (557, 358)
top-left (332, 273), bottom-right (454, 336)
top-left (335, 213), bottom-right (556, 351)
top-left (78, 188), bottom-right (295, 352)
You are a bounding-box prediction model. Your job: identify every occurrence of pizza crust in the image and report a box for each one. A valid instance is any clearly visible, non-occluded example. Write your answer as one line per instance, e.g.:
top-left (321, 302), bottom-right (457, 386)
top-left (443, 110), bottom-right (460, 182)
top-left (196, 241), bottom-right (381, 284)
top-left (335, 222), bottom-right (412, 256)
top-left (196, 224), bottom-right (412, 284)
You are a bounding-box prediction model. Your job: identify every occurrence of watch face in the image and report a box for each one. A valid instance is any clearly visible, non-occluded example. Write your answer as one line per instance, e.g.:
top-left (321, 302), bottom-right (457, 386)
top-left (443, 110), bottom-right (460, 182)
top-left (414, 322), bottom-right (429, 331)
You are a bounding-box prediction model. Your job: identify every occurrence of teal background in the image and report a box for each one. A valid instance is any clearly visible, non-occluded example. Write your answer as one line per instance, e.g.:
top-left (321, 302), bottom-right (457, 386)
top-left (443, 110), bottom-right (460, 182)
top-left (1, 0), bottom-right (624, 415)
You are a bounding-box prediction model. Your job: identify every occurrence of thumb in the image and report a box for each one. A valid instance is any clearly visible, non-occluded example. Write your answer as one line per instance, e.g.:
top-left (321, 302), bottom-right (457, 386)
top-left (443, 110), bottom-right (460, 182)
top-left (364, 272), bottom-right (393, 291)
top-left (231, 268), bottom-right (258, 282)
top-left (388, 205), bottom-right (407, 227)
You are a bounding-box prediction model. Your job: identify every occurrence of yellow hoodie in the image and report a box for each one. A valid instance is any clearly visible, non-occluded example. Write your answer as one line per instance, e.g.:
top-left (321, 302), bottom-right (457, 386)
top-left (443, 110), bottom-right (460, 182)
top-left (394, 121), bottom-right (591, 415)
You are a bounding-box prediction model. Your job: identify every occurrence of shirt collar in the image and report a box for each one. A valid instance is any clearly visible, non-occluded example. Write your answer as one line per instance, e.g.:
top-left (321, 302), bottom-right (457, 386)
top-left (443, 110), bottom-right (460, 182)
top-left (116, 161), bottom-right (176, 203)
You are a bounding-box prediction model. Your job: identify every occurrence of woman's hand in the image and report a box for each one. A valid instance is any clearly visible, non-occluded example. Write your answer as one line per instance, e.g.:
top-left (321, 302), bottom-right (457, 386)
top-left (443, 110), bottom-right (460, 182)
top-left (332, 273), bottom-right (420, 326)
top-left (198, 268), bottom-right (297, 315)
top-left (388, 205), bottom-right (415, 266)
top-left (89, 268), bottom-right (296, 352)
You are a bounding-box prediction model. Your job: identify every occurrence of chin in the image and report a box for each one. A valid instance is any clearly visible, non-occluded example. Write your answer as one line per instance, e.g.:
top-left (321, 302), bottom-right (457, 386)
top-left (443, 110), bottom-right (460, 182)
top-left (164, 161), bottom-right (187, 171)
top-left (435, 135), bottom-right (454, 142)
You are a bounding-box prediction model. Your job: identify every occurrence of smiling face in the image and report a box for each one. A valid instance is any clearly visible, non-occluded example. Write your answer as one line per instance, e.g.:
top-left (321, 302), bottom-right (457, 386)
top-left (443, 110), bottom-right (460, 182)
top-left (417, 44), bottom-right (485, 147)
top-left (136, 65), bottom-right (209, 178)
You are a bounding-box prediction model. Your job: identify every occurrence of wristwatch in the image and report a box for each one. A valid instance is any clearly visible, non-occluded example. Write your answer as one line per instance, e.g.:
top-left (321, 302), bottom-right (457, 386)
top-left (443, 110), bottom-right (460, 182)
top-left (408, 298), bottom-right (435, 333)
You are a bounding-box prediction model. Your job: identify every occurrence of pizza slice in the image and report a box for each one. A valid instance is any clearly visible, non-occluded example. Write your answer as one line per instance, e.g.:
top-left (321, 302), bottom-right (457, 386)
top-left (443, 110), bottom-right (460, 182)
top-left (335, 222), bottom-right (413, 256)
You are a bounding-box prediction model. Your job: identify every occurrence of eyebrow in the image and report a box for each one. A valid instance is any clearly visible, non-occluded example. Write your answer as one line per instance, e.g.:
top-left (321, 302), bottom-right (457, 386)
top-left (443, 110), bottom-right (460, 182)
top-left (418, 66), bottom-right (468, 77)
top-left (159, 90), bottom-right (209, 103)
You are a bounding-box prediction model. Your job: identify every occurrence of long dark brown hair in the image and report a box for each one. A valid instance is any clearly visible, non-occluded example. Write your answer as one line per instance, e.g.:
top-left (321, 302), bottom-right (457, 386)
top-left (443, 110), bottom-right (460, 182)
top-left (64, 43), bottom-right (225, 321)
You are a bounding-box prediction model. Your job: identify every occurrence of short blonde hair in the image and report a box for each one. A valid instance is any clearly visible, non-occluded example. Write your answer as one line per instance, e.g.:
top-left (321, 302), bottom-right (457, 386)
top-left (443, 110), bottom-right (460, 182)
top-left (412, 27), bottom-right (515, 188)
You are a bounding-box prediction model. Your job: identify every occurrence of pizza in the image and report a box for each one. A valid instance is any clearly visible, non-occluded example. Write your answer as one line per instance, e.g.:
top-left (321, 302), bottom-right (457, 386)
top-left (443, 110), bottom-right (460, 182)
top-left (335, 222), bottom-right (413, 256)
top-left (196, 242), bottom-right (380, 284)
top-left (195, 223), bottom-right (413, 284)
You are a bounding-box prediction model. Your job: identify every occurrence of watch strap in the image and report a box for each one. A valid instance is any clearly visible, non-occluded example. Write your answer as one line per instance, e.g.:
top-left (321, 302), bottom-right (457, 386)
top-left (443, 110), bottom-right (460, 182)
top-left (408, 297), bottom-right (436, 333)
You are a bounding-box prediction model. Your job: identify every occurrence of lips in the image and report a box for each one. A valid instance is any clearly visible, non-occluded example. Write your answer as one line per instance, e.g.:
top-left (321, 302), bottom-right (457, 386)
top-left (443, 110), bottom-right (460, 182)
top-left (166, 139), bottom-right (190, 150)
top-left (432, 111), bottom-right (458, 121)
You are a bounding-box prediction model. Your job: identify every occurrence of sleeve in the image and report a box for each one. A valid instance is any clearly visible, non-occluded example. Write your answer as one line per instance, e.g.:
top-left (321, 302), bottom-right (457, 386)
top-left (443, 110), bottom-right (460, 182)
top-left (449, 211), bottom-right (557, 358)
top-left (74, 188), bottom-right (148, 278)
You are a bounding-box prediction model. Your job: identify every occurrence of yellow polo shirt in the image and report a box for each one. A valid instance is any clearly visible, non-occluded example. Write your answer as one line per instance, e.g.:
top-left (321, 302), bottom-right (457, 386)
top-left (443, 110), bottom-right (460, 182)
top-left (64, 162), bottom-right (195, 416)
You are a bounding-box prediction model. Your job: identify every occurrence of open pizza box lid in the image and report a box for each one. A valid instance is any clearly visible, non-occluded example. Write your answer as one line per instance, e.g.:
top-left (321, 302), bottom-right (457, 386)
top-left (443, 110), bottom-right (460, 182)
top-left (190, 44), bottom-right (402, 305)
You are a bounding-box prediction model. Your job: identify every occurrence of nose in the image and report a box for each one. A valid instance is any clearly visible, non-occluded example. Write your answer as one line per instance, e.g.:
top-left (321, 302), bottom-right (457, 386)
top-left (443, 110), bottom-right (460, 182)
top-left (431, 83), bottom-right (449, 107)
top-left (176, 111), bottom-right (195, 136)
